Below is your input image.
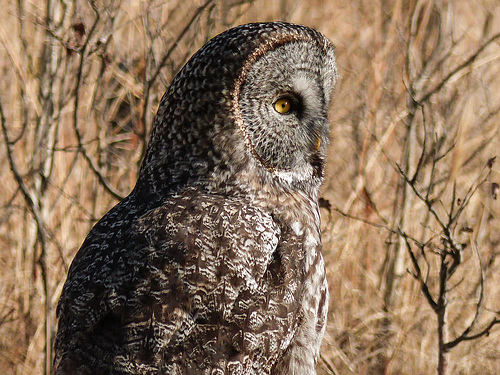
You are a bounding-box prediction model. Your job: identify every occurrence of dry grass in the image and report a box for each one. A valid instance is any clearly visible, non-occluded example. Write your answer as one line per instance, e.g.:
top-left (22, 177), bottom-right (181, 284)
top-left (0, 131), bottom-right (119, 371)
top-left (1, 0), bottom-right (500, 374)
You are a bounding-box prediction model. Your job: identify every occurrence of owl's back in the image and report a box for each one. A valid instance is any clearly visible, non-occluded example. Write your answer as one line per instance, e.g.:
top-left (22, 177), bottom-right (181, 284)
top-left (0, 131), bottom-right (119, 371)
top-left (55, 189), bottom-right (325, 374)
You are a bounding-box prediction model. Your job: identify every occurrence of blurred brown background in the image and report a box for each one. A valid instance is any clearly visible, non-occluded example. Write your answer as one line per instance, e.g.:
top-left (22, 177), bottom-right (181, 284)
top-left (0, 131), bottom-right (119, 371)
top-left (1, 0), bottom-right (500, 374)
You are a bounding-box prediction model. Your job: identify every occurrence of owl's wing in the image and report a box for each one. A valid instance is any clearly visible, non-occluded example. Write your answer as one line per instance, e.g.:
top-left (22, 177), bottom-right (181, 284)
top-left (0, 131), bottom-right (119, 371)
top-left (130, 191), bottom-right (299, 371)
top-left (55, 191), bottom-right (301, 373)
top-left (54, 196), bottom-right (157, 372)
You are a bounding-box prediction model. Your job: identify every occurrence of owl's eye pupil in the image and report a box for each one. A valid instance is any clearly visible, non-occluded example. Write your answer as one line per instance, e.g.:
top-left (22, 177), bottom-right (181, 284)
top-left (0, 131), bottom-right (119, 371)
top-left (274, 98), bottom-right (291, 114)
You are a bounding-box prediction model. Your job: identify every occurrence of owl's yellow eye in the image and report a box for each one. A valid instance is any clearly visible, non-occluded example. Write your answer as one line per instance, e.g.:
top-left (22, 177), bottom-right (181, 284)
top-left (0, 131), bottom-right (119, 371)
top-left (274, 98), bottom-right (291, 114)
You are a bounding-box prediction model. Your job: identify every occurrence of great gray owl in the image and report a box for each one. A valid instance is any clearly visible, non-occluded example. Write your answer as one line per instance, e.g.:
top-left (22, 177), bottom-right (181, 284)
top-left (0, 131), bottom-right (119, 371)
top-left (54, 22), bottom-right (337, 374)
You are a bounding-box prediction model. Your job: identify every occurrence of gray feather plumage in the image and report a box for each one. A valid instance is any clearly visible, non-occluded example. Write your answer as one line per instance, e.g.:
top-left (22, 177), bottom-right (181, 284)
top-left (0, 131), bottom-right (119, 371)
top-left (54, 22), bottom-right (337, 375)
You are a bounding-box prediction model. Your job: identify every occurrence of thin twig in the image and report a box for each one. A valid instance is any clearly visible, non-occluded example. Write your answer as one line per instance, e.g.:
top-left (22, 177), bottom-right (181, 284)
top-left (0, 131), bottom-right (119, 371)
top-left (69, 7), bottom-right (125, 201)
top-left (417, 32), bottom-right (500, 104)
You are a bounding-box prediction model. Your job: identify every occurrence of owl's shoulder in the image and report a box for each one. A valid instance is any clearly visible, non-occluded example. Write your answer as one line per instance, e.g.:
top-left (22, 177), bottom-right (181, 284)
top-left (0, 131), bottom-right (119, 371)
top-left (135, 188), bottom-right (282, 262)
top-left (58, 188), bottom-right (283, 313)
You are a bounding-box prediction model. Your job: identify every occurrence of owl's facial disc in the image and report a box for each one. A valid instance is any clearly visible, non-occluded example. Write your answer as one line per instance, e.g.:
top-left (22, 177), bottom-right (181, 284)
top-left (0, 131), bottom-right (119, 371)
top-left (234, 40), bottom-right (335, 186)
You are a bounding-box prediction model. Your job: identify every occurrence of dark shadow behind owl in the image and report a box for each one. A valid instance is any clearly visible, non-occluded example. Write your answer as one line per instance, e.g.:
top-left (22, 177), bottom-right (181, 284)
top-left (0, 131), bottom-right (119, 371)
top-left (54, 22), bottom-right (337, 375)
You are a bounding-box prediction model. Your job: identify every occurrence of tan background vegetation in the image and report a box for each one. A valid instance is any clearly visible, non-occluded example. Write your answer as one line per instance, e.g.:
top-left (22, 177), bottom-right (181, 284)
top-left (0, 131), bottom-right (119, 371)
top-left (1, 0), bottom-right (500, 374)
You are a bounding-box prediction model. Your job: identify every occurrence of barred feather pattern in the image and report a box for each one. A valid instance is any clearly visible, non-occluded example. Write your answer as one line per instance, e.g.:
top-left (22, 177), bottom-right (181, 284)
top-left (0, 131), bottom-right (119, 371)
top-left (54, 22), bottom-right (337, 375)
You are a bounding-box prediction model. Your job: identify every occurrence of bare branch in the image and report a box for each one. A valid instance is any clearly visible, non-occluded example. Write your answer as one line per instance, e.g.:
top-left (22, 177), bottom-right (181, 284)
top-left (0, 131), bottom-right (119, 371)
top-left (411, 106), bottom-right (428, 184)
top-left (446, 317), bottom-right (500, 349)
top-left (69, 9), bottom-right (125, 202)
top-left (444, 240), bottom-right (500, 350)
top-left (403, 235), bottom-right (438, 311)
top-left (331, 206), bottom-right (423, 246)
top-left (396, 162), bottom-right (447, 229)
top-left (418, 31), bottom-right (500, 104)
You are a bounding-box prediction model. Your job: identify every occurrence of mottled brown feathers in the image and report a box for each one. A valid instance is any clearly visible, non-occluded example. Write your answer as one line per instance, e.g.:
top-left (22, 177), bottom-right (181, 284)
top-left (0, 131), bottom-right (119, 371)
top-left (54, 22), bottom-right (337, 374)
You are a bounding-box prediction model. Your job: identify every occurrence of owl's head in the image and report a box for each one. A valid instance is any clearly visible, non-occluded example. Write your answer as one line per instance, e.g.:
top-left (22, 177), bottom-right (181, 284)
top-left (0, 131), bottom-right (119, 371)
top-left (137, 22), bottom-right (337, 198)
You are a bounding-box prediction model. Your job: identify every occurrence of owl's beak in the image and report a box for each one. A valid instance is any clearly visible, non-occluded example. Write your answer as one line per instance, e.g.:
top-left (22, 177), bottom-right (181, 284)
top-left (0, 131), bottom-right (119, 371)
top-left (315, 136), bottom-right (321, 151)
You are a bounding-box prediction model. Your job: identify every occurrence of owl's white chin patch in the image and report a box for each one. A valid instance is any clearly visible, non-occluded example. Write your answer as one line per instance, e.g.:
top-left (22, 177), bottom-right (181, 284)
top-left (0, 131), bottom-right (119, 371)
top-left (274, 167), bottom-right (312, 184)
